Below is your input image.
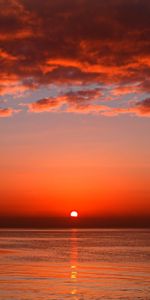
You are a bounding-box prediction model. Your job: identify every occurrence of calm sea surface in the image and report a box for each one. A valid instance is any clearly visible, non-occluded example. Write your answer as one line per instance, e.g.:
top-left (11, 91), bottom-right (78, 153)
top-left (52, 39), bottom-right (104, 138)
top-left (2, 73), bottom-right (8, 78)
top-left (0, 229), bottom-right (150, 300)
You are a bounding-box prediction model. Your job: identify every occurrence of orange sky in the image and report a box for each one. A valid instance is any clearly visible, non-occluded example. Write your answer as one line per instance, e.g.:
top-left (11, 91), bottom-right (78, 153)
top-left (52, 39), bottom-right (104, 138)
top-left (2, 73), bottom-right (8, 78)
top-left (0, 114), bottom-right (150, 219)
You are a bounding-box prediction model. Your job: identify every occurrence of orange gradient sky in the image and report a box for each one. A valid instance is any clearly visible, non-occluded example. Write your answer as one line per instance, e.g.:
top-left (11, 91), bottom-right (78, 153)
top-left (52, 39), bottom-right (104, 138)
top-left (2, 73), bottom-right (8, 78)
top-left (0, 0), bottom-right (150, 222)
top-left (1, 114), bottom-right (149, 219)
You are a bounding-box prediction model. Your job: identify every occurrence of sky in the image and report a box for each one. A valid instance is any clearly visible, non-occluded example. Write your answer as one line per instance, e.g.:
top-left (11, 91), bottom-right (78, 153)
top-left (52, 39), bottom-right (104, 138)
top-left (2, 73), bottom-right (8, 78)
top-left (0, 0), bottom-right (150, 226)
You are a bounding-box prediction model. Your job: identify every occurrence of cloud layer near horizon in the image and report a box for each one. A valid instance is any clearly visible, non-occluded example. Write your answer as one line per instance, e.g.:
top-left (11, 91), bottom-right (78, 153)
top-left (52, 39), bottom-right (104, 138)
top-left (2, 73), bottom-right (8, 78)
top-left (0, 0), bottom-right (150, 117)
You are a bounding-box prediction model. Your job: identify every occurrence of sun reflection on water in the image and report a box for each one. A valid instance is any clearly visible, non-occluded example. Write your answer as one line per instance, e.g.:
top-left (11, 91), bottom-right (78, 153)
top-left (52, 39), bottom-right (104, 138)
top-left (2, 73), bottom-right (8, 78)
top-left (70, 229), bottom-right (78, 299)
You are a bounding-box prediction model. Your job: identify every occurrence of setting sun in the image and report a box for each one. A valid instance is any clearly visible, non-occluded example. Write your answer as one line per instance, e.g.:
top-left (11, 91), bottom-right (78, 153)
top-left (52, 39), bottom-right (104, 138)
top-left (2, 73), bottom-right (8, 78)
top-left (70, 211), bottom-right (78, 218)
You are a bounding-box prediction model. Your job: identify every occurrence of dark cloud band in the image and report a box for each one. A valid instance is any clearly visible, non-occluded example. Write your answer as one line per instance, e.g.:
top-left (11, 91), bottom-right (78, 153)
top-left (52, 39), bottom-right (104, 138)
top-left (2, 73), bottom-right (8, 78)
top-left (0, 0), bottom-right (150, 116)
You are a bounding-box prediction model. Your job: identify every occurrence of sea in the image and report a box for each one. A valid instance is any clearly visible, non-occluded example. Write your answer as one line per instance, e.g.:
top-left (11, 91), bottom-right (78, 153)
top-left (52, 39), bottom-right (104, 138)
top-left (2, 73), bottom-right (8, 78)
top-left (0, 229), bottom-right (150, 300)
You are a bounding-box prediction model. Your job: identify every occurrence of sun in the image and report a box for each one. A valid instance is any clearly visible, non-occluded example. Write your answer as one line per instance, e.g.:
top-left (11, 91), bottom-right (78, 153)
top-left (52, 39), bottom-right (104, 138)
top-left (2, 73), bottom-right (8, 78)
top-left (70, 211), bottom-right (78, 218)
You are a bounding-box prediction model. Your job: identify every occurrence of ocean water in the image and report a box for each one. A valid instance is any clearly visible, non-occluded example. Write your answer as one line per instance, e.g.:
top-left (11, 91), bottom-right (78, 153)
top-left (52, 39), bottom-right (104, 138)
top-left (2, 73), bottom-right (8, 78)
top-left (0, 229), bottom-right (150, 300)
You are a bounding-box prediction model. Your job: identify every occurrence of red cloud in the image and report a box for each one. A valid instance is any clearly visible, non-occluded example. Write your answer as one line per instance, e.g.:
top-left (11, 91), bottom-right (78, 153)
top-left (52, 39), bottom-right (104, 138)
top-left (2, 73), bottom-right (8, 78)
top-left (0, 107), bottom-right (15, 117)
top-left (26, 87), bottom-right (150, 117)
top-left (135, 98), bottom-right (150, 116)
top-left (28, 97), bottom-right (64, 112)
top-left (0, 0), bottom-right (150, 116)
top-left (27, 88), bottom-right (102, 112)
top-left (102, 99), bottom-right (150, 117)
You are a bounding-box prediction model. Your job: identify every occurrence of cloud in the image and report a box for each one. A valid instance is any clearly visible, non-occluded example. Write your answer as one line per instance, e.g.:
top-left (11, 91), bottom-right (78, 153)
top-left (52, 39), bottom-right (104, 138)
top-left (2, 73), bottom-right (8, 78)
top-left (135, 98), bottom-right (150, 116)
top-left (0, 0), bottom-right (150, 116)
top-left (111, 85), bottom-right (139, 96)
top-left (25, 87), bottom-right (150, 116)
top-left (101, 98), bottom-right (150, 117)
top-left (28, 97), bottom-right (64, 112)
top-left (66, 103), bottom-right (110, 114)
top-left (27, 88), bottom-right (102, 112)
top-left (0, 107), bottom-right (16, 117)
